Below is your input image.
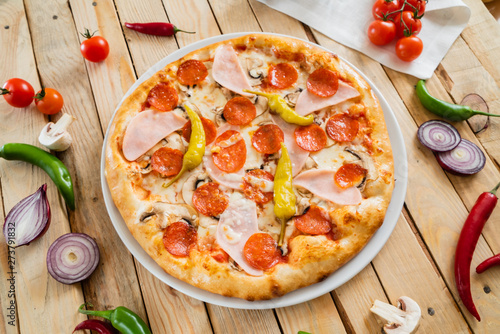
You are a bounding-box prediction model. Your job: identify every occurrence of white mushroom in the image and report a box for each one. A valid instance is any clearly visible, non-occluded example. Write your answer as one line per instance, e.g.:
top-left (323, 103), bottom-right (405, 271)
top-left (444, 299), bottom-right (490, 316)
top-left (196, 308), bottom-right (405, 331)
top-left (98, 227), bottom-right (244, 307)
top-left (370, 296), bottom-right (421, 334)
top-left (138, 202), bottom-right (198, 230)
top-left (284, 89), bottom-right (302, 107)
top-left (38, 113), bottom-right (76, 151)
top-left (253, 95), bottom-right (269, 118)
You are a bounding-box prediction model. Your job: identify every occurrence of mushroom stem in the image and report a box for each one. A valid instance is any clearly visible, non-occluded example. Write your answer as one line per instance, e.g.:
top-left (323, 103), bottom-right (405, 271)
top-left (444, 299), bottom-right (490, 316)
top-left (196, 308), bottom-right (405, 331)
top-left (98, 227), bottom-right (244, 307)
top-left (371, 300), bottom-right (406, 326)
top-left (47, 113), bottom-right (76, 136)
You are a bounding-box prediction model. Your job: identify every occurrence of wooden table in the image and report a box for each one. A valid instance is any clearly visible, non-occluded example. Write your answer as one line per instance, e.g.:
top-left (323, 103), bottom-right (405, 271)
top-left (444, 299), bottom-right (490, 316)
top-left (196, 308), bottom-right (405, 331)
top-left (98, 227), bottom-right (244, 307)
top-left (1, 0), bottom-right (500, 333)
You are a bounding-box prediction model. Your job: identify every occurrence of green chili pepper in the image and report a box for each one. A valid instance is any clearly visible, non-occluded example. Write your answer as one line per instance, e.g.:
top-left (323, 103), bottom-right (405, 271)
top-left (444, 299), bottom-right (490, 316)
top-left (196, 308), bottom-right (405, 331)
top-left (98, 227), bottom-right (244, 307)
top-left (274, 143), bottom-right (296, 247)
top-left (244, 89), bottom-right (314, 126)
top-left (163, 105), bottom-right (205, 188)
top-left (0, 143), bottom-right (75, 210)
top-left (416, 80), bottom-right (499, 121)
top-left (78, 304), bottom-right (151, 334)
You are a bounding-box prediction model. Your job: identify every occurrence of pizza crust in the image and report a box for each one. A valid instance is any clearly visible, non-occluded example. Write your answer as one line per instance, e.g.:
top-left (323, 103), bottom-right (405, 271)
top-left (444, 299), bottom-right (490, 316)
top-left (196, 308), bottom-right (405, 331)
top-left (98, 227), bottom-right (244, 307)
top-left (105, 34), bottom-right (394, 300)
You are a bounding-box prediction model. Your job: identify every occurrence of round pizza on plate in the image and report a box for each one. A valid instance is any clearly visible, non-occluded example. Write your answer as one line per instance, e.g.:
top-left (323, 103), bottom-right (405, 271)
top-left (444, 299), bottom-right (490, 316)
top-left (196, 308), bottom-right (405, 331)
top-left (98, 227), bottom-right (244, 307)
top-left (105, 34), bottom-right (394, 300)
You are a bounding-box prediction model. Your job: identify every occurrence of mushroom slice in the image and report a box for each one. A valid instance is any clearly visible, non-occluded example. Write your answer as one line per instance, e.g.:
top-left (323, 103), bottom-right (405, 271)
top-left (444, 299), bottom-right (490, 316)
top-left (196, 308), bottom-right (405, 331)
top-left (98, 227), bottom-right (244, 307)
top-left (245, 57), bottom-right (265, 86)
top-left (38, 113), bottom-right (76, 151)
top-left (182, 172), bottom-right (210, 207)
top-left (138, 202), bottom-right (198, 230)
top-left (370, 296), bottom-right (421, 334)
top-left (253, 95), bottom-right (269, 118)
top-left (284, 89), bottom-right (302, 108)
top-left (177, 83), bottom-right (195, 99)
top-left (295, 187), bottom-right (313, 216)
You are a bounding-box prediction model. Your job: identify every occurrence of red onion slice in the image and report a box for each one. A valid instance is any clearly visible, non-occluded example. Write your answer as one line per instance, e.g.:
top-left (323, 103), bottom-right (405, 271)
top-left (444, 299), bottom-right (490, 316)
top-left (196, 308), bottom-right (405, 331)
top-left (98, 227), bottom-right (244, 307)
top-left (3, 184), bottom-right (51, 247)
top-left (417, 120), bottom-right (461, 152)
top-left (47, 233), bottom-right (100, 284)
top-left (436, 139), bottom-right (486, 175)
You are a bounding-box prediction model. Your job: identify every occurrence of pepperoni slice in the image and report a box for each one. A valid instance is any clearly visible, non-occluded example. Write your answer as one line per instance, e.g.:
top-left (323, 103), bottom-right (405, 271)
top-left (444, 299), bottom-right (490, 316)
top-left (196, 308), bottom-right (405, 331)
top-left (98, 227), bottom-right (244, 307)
top-left (147, 82), bottom-right (178, 111)
top-left (326, 114), bottom-right (359, 142)
top-left (212, 130), bottom-right (247, 173)
top-left (243, 169), bottom-right (274, 204)
top-left (251, 124), bottom-right (284, 154)
top-left (334, 163), bottom-right (367, 189)
top-left (294, 206), bottom-right (332, 235)
top-left (192, 182), bottom-right (229, 217)
top-left (150, 147), bottom-right (184, 177)
top-left (243, 233), bottom-right (281, 270)
top-left (181, 116), bottom-right (217, 145)
top-left (162, 221), bottom-right (197, 257)
top-left (268, 63), bottom-right (298, 89)
top-left (223, 97), bottom-right (256, 126)
top-left (294, 124), bottom-right (327, 152)
top-left (307, 68), bottom-right (339, 98)
top-left (177, 59), bottom-right (208, 86)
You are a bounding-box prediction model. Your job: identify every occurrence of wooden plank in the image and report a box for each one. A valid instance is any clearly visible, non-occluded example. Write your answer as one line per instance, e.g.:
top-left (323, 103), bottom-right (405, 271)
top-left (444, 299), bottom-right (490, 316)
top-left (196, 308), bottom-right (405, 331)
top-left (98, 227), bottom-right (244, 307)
top-left (207, 308), bottom-right (281, 334)
top-left (111, 1), bottom-right (214, 332)
top-left (0, 185), bottom-right (20, 334)
top-left (332, 266), bottom-right (389, 333)
top-left (374, 214), bottom-right (470, 333)
top-left (70, 0), bottom-right (136, 129)
top-left (461, 0), bottom-right (500, 87)
top-left (134, 262), bottom-right (213, 334)
top-left (162, 0), bottom-right (221, 44)
top-left (0, 0), bottom-right (86, 332)
top-left (276, 294), bottom-right (347, 334)
top-left (22, 0), bottom-right (148, 321)
top-left (436, 36), bottom-right (500, 169)
top-left (115, 0), bottom-right (179, 76)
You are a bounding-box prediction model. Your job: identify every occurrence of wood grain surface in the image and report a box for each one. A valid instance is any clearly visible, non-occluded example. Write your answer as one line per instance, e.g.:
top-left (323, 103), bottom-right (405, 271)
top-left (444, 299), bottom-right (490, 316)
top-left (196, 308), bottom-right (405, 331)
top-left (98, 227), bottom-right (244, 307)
top-left (1, 0), bottom-right (499, 333)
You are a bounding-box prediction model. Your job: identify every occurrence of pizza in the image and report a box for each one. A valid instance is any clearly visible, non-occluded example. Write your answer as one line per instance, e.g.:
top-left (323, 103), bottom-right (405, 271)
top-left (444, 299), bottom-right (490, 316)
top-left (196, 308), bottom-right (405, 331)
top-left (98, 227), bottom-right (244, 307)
top-left (105, 34), bottom-right (394, 300)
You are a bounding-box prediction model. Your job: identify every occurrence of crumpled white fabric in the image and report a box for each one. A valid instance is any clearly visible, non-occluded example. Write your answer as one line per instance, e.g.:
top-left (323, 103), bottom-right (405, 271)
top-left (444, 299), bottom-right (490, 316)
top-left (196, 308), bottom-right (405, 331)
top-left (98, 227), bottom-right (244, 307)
top-left (257, 0), bottom-right (471, 79)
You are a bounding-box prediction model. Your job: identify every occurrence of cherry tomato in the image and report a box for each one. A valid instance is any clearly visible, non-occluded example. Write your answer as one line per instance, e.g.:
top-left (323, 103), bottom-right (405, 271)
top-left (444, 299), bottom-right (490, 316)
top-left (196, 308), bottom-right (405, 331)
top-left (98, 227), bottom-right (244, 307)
top-left (400, 0), bottom-right (426, 16)
top-left (80, 29), bottom-right (109, 63)
top-left (395, 35), bottom-right (423, 62)
top-left (1, 78), bottom-right (34, 108)
top-left (372, 0), bottom-right (400, 20)
top-left (35, 87), bottom-right (64, 115)
top-left (367, 20), bottom-right (396, 46)
top-left (395, 11), bottom-right (422, 38)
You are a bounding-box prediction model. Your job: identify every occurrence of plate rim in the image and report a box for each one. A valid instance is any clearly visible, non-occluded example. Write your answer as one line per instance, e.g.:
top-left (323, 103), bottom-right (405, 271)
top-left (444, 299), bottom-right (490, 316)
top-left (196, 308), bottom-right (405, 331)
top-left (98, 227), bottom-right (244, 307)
top-left (100, 32), bottom-right (408, 309)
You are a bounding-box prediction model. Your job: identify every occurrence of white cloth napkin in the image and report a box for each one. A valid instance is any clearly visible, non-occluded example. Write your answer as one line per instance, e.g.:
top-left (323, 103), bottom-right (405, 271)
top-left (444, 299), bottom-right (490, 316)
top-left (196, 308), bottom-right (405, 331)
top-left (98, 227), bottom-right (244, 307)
top-left (257, 0), bottom-right (471, 79)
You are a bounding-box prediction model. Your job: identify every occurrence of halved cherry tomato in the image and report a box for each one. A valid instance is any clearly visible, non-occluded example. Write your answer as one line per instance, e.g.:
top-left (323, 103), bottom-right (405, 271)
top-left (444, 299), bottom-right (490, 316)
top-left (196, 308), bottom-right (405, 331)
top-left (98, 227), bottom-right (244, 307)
top-left (80, 28), bottom-right (109, 63)
top-left (400, 0), bottom-right (426, 16)
top-left (35, 87), bottom-right (64, 115)
top-left (394, 11), bottom-right (422, 38)
top-left (1, 78), bottom-right (34, 108)
top-left (372, 0), bottom-right (400, 20)
top-left (367, 20), bottom-right (396, 46)
top-left (395, 35), bottom-right (423, 62)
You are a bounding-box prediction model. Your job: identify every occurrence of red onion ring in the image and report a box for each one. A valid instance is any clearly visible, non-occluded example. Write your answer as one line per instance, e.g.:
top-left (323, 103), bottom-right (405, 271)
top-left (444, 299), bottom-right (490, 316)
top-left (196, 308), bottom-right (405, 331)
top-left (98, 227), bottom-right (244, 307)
top-left (436, 139), bottom-right (486, 175)
top-left (417, 120), bottom-right (461, 152)
top-left (2, 184), bottom-right (51, 247)
top-left (47, 233), bottom-right (100, 284)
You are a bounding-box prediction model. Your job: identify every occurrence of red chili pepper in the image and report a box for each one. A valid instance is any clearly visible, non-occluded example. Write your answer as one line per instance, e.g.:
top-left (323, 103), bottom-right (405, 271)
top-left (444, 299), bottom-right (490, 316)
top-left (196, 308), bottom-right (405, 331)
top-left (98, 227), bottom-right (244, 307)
top-left (124, 22), bottom-right (195, 36)
top-left (476, 253), bottom-right (500, 274)
top-left (73, 319), bottom-right (119, 334)
top-left (454, 181), bottom-right (500, 322)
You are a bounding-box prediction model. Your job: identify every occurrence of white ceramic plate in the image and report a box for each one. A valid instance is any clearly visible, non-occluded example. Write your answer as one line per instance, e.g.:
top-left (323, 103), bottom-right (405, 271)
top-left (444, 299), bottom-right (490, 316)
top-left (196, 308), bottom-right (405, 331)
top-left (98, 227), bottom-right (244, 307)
top-left (100, 32), bottom-right (407, 310)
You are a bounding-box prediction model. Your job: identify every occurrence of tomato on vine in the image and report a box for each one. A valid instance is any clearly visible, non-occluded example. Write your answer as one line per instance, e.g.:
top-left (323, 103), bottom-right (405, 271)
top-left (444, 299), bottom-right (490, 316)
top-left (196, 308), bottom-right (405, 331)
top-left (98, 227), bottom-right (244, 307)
top-left (80, 28), bottom-right (109, 63)
top-left (1, 78), bottom-right (34, 108)
top-left (400, 0), bottom-right (426, 16)
top-left (394, 11), bottom-right (422, 38)
top-left (35, 87), bottom-right (64, 115)
top-left (367, 20), bottom-right (396, 46)
top-left (396, 35), bottom-right (423, 62)
top-left (372, 0), bottom-right (400, 20)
